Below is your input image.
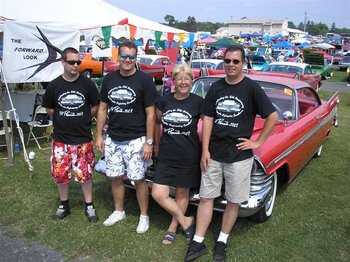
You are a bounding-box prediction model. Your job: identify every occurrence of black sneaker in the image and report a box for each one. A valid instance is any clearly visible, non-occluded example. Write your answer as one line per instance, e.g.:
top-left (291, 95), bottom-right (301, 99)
top-left (213, 241), bottom-right (227, 262)
top-left (85, 205), bottom-right (99, 223)
top-left (184, 240), bottom-right (208, 262)
top-left (52, 205), bottom-right (70, 220)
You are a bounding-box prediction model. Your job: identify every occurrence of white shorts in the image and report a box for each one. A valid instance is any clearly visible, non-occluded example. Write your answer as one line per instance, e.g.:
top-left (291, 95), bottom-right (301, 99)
top-left (199, 157), bottom-right (254, 204)
top-left (104, 135), bottom-right (152, 181)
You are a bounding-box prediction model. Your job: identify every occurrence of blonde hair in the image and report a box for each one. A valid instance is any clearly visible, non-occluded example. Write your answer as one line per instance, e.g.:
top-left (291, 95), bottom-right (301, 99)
top-left (172, 63), bottom-right (194, 81)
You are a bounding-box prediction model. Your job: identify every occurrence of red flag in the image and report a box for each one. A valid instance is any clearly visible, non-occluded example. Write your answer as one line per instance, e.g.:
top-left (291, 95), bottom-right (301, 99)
top-left (118, 18), bottom-right (128, 25)
top-left (145, 39), bottom-right (150, 51)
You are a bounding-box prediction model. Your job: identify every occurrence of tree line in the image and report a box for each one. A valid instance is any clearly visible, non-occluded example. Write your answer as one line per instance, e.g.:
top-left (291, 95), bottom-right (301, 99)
top-left (162, 15), bottom-right (350, 36)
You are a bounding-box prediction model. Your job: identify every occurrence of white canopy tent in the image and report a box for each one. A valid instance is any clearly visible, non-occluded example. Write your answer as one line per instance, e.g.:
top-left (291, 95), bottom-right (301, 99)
top-left (0, 0), bottom-right (184, 33)
top-left (0, 0), bottom-right (187, 168)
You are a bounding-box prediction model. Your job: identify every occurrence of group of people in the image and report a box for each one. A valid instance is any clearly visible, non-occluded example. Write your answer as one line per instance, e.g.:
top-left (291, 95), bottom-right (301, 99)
top-left (276, 51), bottom-right (303, 63)
top-left (42, 41), bottom-right (277, 261)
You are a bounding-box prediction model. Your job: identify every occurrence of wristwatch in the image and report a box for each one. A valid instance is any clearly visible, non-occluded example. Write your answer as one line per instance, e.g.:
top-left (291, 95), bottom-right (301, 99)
top-left (146, 139), bottom-right (153, 146)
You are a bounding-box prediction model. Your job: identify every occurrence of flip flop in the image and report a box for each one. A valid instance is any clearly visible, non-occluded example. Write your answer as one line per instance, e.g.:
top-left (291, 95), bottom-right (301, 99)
top-left (162, 231), bottom-right (176, 245)
top-left (182, 223), bottom-right (195, 241)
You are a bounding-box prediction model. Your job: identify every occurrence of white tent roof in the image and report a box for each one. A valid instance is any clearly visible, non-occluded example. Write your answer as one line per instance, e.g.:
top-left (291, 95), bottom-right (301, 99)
top-left (0, 0), bottom-right (185, 33)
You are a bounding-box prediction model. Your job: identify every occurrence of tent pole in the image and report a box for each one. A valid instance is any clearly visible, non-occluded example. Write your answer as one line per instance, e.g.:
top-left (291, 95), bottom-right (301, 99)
top-left (0, 98), bottom-right (14, 166)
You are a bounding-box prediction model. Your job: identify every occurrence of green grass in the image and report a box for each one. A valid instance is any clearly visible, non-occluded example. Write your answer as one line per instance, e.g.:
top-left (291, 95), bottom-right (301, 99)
top-left (328, 67), bottom-right (348, 82)
top-left (1, 91), bottom-right (349, 262)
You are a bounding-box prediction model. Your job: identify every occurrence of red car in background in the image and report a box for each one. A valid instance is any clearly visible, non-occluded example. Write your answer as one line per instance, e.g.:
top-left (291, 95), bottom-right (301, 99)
top-left (256, 62), bottom-right (322, 91)
top-left (105, 54), bottom-right (173, 84)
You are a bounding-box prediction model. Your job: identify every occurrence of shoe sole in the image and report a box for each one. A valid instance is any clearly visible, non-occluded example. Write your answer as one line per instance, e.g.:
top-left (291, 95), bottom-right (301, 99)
top-left (51, 211), bottom-right (70, 220)
top-left (103, 217), bottom-right (125, 226)
top-left (136, 227), bottom-right (149, 234)
top-left (185, 247), bottom-right (208, 261)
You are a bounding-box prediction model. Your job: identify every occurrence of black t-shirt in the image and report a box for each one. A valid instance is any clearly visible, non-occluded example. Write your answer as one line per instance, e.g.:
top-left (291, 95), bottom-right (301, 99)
top-left (43, 75), bottom-right (99, 144)
top-left (203, 77), bottom-right (275, 163)
top-left (157, 93), bottom-right (204, 165)
top-left (100, 70), bottom-right (159, 141)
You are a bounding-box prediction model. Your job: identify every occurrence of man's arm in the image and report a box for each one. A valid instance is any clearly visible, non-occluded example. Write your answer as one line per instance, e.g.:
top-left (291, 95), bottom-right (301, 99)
top-left (237, 111), bottom-right (278, 150)
top-left (90, 104), bottom-right (99, 118)
top-left (201, 115), bottom-right (214, 173)
top-left (143, 105), bottom-right (156, 160)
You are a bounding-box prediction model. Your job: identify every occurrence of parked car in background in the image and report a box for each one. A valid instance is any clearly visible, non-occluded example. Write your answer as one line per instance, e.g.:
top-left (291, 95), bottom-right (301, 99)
top-left (161, 59), bottom-right (225, 95)
top-left (104, 61), bottom-right (167, 84)
top-left (79, 47), bottom-right (118, 78)
top-left (137, 54), bottom-right (172, 66)
top-left (338, 55), bottom-right (350, 71)
top-left (189, 58), bottom-right (225, 78)
top-left (244, 53), bottom-right (273, 71)
top-left (330, 52), bottom-right (344, 64)
top-left (303, 52), bottom-right (334, 79)
top-left (136, 54), bottom-right (173, 83)
top-left (256, 62), bottom-right (322, 91)
top-left (111, 74), bottom-right (339, 223)
top-left (79, 53), bottom-right (118, 78)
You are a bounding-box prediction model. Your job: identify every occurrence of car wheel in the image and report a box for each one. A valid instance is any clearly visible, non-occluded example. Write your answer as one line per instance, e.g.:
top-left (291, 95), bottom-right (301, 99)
top-left (313, 144), bottom-right (323, 158)
top-left (82, 70), bottom-right (92, 78)
top-left (250, 172), bottom-right (277, 223)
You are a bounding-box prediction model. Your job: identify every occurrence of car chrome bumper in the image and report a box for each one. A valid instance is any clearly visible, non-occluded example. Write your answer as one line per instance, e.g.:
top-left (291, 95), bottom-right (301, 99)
top-left (129, 160), bottom-right (274, 218)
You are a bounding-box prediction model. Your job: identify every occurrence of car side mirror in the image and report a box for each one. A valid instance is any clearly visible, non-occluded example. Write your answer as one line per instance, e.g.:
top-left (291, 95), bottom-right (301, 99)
top-left (282, 111), bottom-right (293, 121)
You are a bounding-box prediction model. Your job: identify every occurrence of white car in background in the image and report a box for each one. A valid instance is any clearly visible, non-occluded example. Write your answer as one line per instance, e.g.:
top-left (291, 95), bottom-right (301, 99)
top-left (137, 55), bottom-right (172, 66)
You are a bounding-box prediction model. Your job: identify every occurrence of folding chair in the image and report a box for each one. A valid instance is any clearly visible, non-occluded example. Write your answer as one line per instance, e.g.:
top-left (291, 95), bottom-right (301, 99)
top-left (26, 106), bottom-right (53, 150)
top-left (0, 110), bottom-right (13, 159)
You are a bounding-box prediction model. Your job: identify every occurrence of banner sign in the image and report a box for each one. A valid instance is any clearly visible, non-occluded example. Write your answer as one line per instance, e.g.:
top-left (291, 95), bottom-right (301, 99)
top-left (2, 21), bottom-right (80, 83)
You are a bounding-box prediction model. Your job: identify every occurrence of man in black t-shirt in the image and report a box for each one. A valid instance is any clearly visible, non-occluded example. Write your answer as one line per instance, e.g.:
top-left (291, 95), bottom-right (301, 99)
top-left (96, 41), bottom-right (158, 234)
top-left (185, 45), bottom-right (278, 261)
top-left (43, 47), bottom-right (99, 223)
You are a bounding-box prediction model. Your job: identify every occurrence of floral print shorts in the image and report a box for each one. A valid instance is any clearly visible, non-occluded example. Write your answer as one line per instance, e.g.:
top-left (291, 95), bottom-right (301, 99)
top-left (50, 140), bottom-right (95, 184)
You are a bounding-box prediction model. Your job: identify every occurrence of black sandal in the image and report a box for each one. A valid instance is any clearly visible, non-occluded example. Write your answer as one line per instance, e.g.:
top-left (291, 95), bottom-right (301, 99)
top-left (182, 224), bottom-right (195, 241)
top-left (162, 231), bottom-right (176, 245)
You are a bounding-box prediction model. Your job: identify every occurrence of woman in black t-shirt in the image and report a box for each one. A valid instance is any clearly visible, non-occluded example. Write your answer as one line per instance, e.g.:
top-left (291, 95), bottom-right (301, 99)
top-left (152, 64), bottom-right (203, 245)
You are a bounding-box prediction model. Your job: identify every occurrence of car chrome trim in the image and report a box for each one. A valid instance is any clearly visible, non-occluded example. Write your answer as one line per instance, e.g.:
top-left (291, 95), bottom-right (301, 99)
top-left (266, 107), bottom-right (337, 169)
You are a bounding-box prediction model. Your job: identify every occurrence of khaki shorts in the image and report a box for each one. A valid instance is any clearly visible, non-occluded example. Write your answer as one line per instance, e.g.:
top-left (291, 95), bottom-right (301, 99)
top-left (199, 157), bottom-right (254, 204)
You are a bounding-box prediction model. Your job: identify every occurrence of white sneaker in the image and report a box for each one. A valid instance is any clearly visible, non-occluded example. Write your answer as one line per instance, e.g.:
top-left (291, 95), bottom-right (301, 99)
top-left (136, 215), bottom-right (149, 234)
top-left (103, 210), bottom-right (126, 226)
top-left (347, 83), bottom-right (350, 87)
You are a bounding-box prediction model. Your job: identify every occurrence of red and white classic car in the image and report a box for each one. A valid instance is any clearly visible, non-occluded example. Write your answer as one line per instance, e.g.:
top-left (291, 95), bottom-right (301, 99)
top-left (150, 74), bottom-right (339, 223)
top-left (255, 62), bottom-right (322, 91)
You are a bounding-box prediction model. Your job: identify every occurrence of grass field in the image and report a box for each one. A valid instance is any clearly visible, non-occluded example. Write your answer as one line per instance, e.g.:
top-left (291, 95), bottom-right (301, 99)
top-left (328, 68), bottom-right (348, 82)
top-left (0, 89), bottom-right (349, 262)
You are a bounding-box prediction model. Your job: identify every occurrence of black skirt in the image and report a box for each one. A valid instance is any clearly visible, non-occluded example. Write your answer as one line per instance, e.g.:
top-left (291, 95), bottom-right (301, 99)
top-left (153, 161), bottom-right (201, 188)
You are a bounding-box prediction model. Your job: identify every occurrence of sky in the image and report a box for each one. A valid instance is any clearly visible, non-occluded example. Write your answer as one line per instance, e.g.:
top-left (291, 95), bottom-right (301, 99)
top-left (106, 0), bottom-right (350, 30)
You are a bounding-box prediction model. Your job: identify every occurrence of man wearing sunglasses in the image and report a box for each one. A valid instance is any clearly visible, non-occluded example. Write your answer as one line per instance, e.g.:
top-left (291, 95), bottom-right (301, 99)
top-left (185, 45), bottom-right (278, 261)
top-left (96, 40), bottom-right (158, 234)
top-left (42, 47), bottom-right (100, 223)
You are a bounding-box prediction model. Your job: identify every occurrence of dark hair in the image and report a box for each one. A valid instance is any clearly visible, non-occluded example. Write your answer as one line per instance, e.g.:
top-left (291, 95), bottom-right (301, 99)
top-left (61, 47), bottom-right (79, 61)
top-left (118, 40), bottom-right (138, 54)
top-left (224, 45), bottom-right (245, 61)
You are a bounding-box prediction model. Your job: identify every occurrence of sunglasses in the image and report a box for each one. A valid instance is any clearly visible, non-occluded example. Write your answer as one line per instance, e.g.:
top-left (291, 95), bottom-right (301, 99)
top-left (223, 59), bottom-right (242, 65)
top-left (119, 53), bottom-right (137, 60)
top-left (65, 60), bottom-right (82, 65)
